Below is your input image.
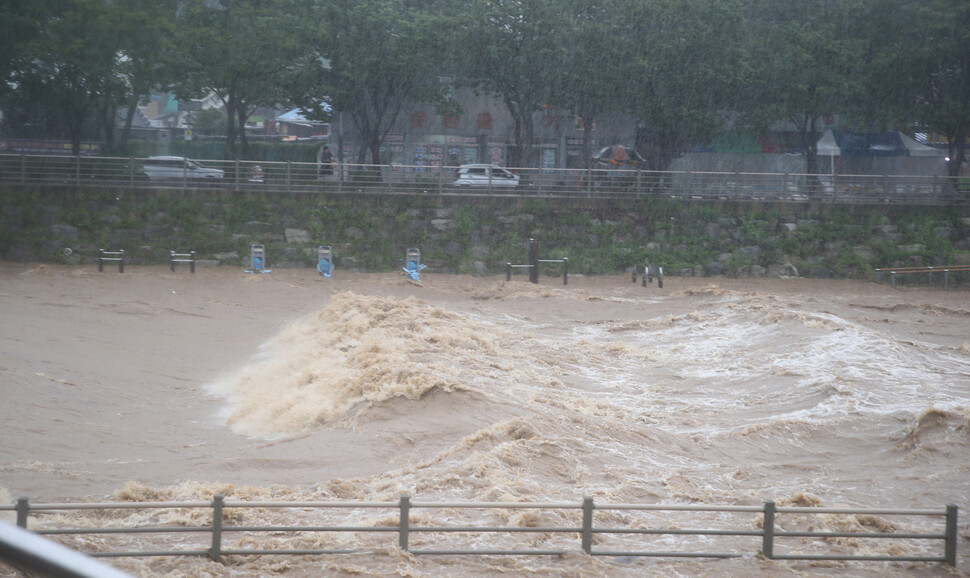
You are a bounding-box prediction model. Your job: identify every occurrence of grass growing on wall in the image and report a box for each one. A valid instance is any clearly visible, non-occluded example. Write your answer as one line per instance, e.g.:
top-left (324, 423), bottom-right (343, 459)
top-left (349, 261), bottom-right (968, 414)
top-left (1, 187), bottom-right (967, 278)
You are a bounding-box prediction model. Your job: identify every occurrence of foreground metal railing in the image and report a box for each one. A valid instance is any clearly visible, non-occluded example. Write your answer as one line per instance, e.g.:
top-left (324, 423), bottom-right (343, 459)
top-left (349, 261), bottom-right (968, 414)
top-left (1, 496), bottom-right (957, 566)
top-left (0, 153), bottom-right (965, 205)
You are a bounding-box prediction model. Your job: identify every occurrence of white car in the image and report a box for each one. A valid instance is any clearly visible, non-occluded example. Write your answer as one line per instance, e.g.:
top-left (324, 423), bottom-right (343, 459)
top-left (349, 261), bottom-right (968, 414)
top-left (453, 164), bottom-right (519, 187)
top-left (142, 156), bottom-right (224, 180)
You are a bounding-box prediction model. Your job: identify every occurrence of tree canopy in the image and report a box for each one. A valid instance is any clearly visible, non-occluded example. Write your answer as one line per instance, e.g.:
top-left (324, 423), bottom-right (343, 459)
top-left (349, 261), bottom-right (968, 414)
top-left (0, 0), bottom-right (965, 172)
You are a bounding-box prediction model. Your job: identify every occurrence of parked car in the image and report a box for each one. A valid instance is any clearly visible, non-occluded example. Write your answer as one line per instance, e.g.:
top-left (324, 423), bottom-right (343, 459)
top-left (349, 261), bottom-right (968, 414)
top-left (142, 156), bottom-right (224, 180)
top-left (453, 164), bottom-right (520, 187)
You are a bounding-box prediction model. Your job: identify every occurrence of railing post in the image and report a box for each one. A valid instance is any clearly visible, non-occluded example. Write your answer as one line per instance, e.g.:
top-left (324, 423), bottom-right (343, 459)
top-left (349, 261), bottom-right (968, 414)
top-left (286, 161), bottom-right (292, 193)
top-left (399, 495), bottom-right (411, 552)
top-left (562, 257), bottom-right (568, 286)
top-left (19, 153), bottom-right (26, 184)
top-left (506, 262), bottom-right (512, 281)
top-left (528, 238), bottom-right (539, 284)
top-left (210, 494), bottom-right (224, 562)
top-left (15, 497), bottom-right (29, 528)
top-left (945, 504), bottom-right (958, 567)
top-left (75, 154), bottom-right (81, 187)
top-left (581, 496), bottom-right (594, 554)
top-left (762, 500), bottom-right (775, 560)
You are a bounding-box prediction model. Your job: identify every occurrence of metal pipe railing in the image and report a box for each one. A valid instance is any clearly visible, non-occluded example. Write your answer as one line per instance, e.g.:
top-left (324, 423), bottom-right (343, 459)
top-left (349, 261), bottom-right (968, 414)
top-left (0, 153), bottom-right (964, 205)
top-left (2, 496), bottom-right (957, 567)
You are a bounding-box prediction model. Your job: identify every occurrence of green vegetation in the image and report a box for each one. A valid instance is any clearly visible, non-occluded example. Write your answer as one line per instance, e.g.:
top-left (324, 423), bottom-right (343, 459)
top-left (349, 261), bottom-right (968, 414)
top-left (0, 0), bottom-right (967, 177)
top-left (3, 188), bottom-right (967, 279)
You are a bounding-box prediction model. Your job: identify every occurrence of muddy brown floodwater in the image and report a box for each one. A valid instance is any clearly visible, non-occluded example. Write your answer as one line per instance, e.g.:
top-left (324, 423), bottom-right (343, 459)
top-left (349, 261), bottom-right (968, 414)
top-left (1, 263), bottom-right (968, 577)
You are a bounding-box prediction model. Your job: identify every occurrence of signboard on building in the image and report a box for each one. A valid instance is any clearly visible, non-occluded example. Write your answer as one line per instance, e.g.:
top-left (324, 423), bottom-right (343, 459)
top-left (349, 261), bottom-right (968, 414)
top-left (0, 139), bottom-right (102, 156)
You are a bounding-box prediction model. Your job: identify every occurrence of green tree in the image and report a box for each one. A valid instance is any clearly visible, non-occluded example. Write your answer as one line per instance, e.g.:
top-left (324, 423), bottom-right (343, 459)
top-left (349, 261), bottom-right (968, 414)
top-left (192, 107), bottom-right (228, 136)
top-left (625, 0), bottom-right (750, 171)
top-left (910, 0), bottom-right (970, 177)
top-left (746, 0), bottom-right (866, 175)
top-left (0, 0), bottom-right (54, 101)
top-left (1, 0), bottom-right (128, 153)
top-left (458, 0), bottom-right (565, 168)
top-left (296, 0), bottom-right (452, 165)
top-left (553, 2), bottom-right (628, 169)
top-left (172, 0), bottom-right (311, 159)
top-left (112, 0), bottom-right (180, 153)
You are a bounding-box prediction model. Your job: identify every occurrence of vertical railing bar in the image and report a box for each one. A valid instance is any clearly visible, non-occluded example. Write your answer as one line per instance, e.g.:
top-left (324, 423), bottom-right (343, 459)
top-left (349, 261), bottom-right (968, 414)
top-left (399, 495), bottom-right (411, 552)
top-left (16, 497), bottom-right (29, 529)
top-left (581, 496), bottom-right (593, 554)
top-left (210, 494), bottom-right (223, 562)
top-left (944, 504), bottom-right (957, 567)
top-left (762, 500), bottom-right (775, 560)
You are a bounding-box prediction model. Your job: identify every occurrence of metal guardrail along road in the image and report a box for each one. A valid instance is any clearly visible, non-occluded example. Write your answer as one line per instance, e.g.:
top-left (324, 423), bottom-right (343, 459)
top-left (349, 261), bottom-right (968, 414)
top-left (1, 153), bottom-right (966, 204)
top-left (0, 496), bottom-right (958, 568)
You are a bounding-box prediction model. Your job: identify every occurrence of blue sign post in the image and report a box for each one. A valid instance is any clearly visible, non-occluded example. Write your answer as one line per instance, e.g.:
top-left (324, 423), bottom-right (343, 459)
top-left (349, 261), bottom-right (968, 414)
top-left (317, 246), bottom-right (333, 278)
top-left (403, 247), bottom-right (426, 281)
top-left (246, 243), bottom-right (272, 274)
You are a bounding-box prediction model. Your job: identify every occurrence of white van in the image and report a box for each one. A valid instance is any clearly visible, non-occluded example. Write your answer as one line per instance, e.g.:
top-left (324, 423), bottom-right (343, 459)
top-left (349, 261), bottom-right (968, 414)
top-left (142, 156), bottom-right (224, 180)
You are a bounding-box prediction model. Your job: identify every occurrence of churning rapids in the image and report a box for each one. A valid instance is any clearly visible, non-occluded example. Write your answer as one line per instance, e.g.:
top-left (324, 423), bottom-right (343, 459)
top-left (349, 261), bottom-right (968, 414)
top-left (1, 263), bottom-right (967, 576)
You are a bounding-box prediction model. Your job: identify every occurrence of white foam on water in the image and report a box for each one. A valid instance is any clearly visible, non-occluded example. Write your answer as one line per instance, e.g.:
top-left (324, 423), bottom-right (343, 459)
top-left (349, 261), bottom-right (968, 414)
top-left (6, 270), bottom-right (968, 577)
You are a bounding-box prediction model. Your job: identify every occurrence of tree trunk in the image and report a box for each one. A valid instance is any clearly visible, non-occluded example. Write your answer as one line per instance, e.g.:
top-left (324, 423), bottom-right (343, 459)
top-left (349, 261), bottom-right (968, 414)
top-left (224, 94), bottom-right (239, 160)
top-left (118, 95), bottom-right (139, 152)
top-left (236, 106), bottom-right (249, 159)
top-left (945, 123), bottom-right (967, 178)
